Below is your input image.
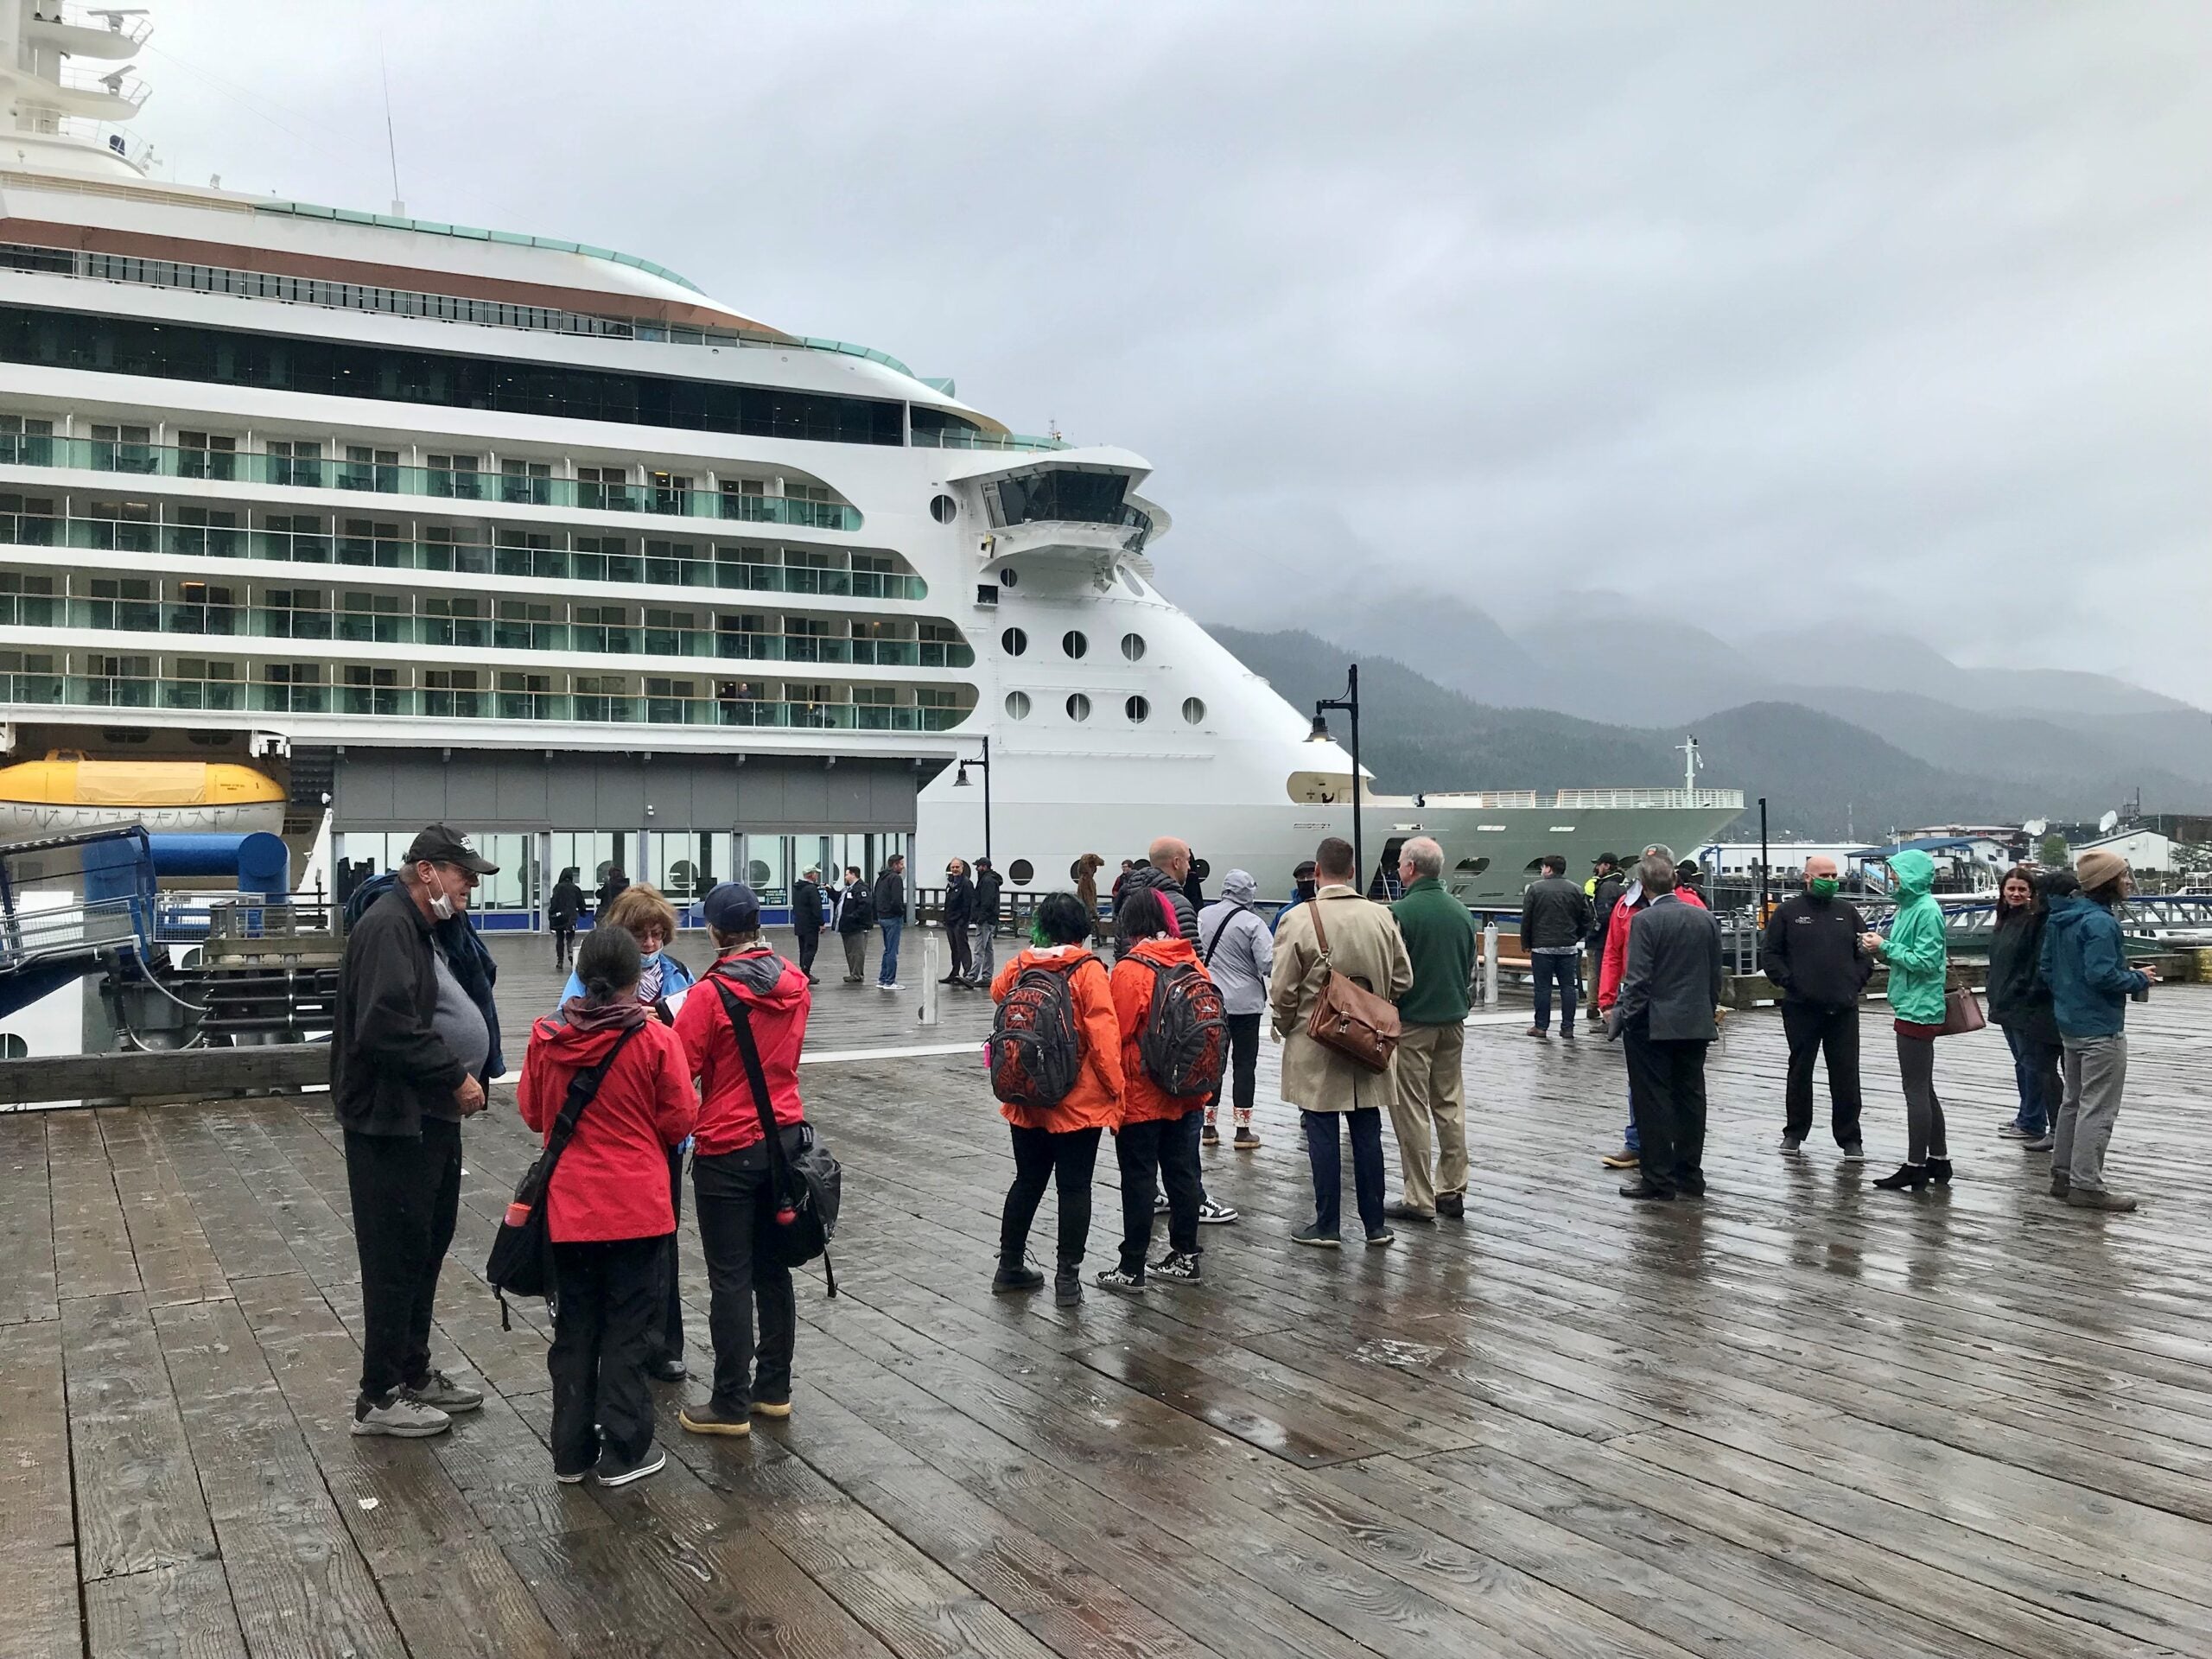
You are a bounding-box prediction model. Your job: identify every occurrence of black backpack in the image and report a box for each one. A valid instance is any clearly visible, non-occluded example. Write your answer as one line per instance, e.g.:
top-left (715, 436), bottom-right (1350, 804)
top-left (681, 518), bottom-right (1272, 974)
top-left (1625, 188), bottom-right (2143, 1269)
top-left (1138, 959), bottom-right (1228, 1098)
top-left (709, 976), bottom-right (842, 1297)
top-left (988, 959), bottom-right (1090, 1109)
top-left (485, 1022), bottom-right (644, 1329)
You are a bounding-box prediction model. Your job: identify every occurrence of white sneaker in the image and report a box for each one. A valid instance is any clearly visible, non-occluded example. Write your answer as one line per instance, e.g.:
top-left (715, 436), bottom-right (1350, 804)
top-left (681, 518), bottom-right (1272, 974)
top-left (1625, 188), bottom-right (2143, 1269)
top-left (877, 982), bottom-right (905, 992)
top-left (351, 1395), bottom-right (451, 1438)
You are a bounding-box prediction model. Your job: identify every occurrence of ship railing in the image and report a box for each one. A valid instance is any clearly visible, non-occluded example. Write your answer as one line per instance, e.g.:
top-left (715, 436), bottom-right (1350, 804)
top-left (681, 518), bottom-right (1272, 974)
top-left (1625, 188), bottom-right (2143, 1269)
top-left (1419, 788), bottom-right (1745, 810)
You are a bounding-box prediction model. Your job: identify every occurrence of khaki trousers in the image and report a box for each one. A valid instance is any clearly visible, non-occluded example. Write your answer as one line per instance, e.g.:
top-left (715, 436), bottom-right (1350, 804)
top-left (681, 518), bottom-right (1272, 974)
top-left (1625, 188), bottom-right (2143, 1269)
top-left (1389, 1020), bottom-right (1468, 1212)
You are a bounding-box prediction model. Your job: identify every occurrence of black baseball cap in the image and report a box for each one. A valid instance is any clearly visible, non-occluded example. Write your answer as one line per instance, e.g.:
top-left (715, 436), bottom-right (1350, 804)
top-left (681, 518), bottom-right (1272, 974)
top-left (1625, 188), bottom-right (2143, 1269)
top-left (703, 880), bottom-right (760, 933)
top-left (1593, 852), bottom-right (1620, 868)
top-left (401, 823), bottom-right (499, 875)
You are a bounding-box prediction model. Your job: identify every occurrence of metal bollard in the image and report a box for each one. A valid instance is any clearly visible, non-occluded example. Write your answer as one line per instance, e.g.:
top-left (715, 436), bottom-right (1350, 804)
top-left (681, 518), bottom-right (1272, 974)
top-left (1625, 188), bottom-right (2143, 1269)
top-left (919, 929), bottom-right (942, 1026)
top-left (1481, 920), bottom-right (1499, 1007)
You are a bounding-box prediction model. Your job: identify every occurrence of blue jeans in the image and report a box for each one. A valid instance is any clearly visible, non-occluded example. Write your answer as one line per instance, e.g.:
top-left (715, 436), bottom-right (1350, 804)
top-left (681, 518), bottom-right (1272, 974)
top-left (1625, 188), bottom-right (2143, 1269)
top-left (878, 919), bottom-right (903, 984)
top-left (2004, 1025), bottom-right (2059, 1136)
top-left (1302, 1108), bottom-right (1385, 1237)
top-left (1532, 952), bottom-right (1580, 1033)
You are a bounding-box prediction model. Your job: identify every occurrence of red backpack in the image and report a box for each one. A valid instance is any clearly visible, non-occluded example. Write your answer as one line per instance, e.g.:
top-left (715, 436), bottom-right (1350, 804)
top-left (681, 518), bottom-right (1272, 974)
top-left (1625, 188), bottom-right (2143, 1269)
top-left (1137, 960), bottom-right (1228, 1098)
top-left (988, 958), bottom-right (1094, 1109)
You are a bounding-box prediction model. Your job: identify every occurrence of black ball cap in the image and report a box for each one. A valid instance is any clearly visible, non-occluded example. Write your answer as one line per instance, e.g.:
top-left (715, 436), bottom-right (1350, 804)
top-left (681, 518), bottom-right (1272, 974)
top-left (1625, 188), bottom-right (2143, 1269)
top-left (401, 823), bottom-right (499, 875)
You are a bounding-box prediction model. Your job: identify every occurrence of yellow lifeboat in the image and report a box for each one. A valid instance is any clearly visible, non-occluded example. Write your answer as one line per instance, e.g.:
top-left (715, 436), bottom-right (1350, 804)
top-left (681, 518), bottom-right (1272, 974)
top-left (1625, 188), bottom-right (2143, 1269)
top-left (0, 753), bottom-right (288, 836)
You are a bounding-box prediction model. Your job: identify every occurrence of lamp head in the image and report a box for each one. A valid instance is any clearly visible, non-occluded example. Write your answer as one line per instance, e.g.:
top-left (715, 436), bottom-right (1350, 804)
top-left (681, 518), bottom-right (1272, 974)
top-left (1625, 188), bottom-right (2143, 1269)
top-left (1306, 711), bottom-right (1331, 743)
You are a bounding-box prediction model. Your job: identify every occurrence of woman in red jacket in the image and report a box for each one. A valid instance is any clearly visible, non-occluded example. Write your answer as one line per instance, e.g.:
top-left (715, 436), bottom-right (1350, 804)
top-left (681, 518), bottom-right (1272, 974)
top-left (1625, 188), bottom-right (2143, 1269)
top-left (1098, 887), bottom-right (1216, 1293)
top-left (671, 881), bottom-right (812, 1438)
top-left (988, 891), bottom-right (1124, 1305)
top-left (517, 925), bottom-right (698, 1487)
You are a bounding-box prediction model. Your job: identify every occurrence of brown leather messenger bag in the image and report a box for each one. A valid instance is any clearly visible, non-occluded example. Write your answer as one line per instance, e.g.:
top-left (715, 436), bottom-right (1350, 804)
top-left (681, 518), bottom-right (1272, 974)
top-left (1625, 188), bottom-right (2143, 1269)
top-left (1303, 898), bottom-right (1402, 1073)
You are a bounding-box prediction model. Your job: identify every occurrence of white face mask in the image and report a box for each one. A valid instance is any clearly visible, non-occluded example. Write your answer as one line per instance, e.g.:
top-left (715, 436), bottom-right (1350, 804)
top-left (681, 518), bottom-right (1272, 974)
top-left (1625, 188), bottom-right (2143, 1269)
top-left (421, 864), bottom-right (455, 921)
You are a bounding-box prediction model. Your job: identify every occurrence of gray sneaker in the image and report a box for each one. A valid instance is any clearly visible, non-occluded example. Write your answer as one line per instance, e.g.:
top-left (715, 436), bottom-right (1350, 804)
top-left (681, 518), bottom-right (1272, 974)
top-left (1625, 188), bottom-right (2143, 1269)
top-left (352, 1395), bottom-right (451, 1438)
top-left (404, 1370), bottom-right (484, 1413)
top-left (2064, 1187), bottom-right (2139, 1213)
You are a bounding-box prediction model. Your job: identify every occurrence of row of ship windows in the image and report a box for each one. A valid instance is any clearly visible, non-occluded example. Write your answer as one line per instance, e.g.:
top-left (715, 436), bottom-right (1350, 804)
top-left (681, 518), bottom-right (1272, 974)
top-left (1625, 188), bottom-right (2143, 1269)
top-left (999, 626), bottom-right (1146, 663)
top-left (0, 502), bottom-right (929, 600)
top-left (1001, 690), bottom-right (1205, 728)
top-left (0, 570), bottom-right (969, 665)
top-left (0, 415), bottom-right (861, 527)
top-left (0, 650), bottom-right (972, 730)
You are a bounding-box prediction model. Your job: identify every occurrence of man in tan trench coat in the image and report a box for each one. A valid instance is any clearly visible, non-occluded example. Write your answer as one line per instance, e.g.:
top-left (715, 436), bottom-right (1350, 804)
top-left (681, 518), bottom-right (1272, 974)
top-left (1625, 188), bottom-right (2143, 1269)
top-left (1268, 836), bottom-right (1414, 1247)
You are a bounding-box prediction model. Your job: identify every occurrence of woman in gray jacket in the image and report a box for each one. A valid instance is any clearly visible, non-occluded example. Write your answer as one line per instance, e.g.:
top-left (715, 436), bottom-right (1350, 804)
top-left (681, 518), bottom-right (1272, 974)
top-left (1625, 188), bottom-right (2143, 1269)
top-left (1197, 869), bottom-right (1274, 1148)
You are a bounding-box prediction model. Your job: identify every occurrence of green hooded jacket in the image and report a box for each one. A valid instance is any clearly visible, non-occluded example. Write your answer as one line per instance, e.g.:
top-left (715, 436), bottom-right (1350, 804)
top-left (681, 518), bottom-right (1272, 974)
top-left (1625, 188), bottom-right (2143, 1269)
top-left (1879, 849), bottom-right (1948, 1025)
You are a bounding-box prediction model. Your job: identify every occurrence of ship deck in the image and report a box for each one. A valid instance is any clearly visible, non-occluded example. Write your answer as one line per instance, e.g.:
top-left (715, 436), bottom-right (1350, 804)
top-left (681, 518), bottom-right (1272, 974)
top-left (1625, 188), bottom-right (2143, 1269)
top-left (5, 949), bottom-right (2211, 1658)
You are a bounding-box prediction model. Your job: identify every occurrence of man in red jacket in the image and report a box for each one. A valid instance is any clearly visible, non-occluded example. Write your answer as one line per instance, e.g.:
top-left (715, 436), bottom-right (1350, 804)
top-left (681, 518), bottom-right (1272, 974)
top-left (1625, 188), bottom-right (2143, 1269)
top-left (671, 882), bottom-right (812, 1437)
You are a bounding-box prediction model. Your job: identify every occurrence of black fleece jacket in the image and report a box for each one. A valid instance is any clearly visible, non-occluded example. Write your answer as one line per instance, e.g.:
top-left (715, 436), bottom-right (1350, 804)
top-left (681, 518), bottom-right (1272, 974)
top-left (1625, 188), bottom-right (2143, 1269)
top-left (1759, 890), bottom-right (1873, 1010)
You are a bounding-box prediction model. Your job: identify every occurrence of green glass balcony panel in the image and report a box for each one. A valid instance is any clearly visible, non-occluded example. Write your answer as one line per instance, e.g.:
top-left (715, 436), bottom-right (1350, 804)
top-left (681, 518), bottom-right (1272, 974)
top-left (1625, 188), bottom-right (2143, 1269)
top-left (0, 436), bottom-right (862, 529)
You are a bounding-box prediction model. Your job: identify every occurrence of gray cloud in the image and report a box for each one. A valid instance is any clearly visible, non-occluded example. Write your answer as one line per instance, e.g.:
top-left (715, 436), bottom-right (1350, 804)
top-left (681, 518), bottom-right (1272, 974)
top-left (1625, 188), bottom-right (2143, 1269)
top-left (138, 2), bottom-right (2212, 700)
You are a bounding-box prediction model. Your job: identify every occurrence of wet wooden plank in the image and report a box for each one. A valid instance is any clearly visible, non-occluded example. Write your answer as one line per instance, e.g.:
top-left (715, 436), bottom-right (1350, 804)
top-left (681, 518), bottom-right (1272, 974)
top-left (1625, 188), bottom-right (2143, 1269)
top-left (0, 1111), bottom-right (59, 1323)
top-left (45, 1109), bottom-right (139, 1300)
top-left (81, 1560), bottom-right (247, 1659)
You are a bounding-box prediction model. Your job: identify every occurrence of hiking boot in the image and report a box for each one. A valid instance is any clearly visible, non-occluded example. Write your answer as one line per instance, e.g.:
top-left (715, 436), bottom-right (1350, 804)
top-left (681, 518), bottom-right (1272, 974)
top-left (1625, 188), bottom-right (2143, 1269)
top-left (403, 1370), bottom-right (483, 1413)
top-left (1292, 1223), bottom-right (1340, 1249)
top-left (2064, 1187), bottom-right (2139, 1213)
top-left (2050, 1172), bottom-right (2071, 1200)
top-left (1054, 1264), bottom-right (1083, 1305)
top-left (1434, 1192), bottom-right (1465, 1219)
top-left (1149, 1249), bottom-right (1201, 1284)
top-left (750, 1397), bottom-right (792, 1420)
top-left (352, 1395), bottom-right (451, 1438)
top-left (992, 1260), bottom-right (1045, 1294)
top-left (1526, 1026), bottom-right (1548, 1039)
top-left (647, 1357), bottom-right (688, 1383)
top-left (1600, 1147), bottom-right (1640, 1170)
top-left (1233, 1126), bottom-right (1262, 1151)
top-left (594, 1441), bottom-right (667, 1487)
top-left (1382, 1201), bottom-right (1435, 1224)
top-left (1197, 1196), bottom-right (1239, 1225)
top-left (1777, 1134), bottom-right (1803, 1154)
top-left (1095, 1266), bottom-right (1146, 1294)
top-left (679, 1401), bottom-right (752, 1437)
top-left (1201, 1122), bottom-right (1221, 1148)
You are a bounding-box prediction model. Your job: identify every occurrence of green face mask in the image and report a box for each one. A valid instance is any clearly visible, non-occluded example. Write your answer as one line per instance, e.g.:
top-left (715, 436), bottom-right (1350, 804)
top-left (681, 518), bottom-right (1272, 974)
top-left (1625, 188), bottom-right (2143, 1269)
top-left (1809, 877), bottom-right (1840, 899)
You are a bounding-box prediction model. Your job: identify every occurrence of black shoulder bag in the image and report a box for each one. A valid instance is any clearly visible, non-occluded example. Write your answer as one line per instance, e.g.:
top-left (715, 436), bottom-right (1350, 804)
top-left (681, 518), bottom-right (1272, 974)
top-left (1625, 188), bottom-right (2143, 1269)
top-left (485, 1022), bottom-right (645, 1330)
top-left (709, 976), bottom-right (842, 1298)
top-left (1201, 901), bottom-right (1254, 968)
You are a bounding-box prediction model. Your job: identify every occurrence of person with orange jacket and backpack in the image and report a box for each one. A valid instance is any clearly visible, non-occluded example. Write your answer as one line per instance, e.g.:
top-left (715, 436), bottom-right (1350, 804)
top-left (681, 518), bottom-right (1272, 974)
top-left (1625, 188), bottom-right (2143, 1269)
top-left (517, 925), bottom-right (699, 1487)
top-left (987, 891), bottom-right (1124, 1305)
top-left (1097, 887), bottom-right (1227, 1293)
top-left (671, 882), bottom-right (813, 1438)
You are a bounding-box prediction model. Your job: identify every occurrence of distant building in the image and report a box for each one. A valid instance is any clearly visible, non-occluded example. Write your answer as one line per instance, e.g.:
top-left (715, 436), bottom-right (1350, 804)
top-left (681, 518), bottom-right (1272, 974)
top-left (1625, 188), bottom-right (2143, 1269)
top-left (2067, 827), bottom-right (2177, 873)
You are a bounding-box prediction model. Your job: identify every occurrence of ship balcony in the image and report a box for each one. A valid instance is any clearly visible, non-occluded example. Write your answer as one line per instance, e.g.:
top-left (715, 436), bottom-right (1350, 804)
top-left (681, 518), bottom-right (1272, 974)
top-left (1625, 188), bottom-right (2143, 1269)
top-left (27, 7), bottom-right (152, 59)
top-left (979, 512), bottom-right (1151, 565)
top-left (2, 63), bottom-right (150, 120)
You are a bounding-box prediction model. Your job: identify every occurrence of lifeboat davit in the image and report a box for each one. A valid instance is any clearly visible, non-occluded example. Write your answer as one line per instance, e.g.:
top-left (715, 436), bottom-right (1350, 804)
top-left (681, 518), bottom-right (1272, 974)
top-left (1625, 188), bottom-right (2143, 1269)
top-left (0, 753), bottom-right (289, 836)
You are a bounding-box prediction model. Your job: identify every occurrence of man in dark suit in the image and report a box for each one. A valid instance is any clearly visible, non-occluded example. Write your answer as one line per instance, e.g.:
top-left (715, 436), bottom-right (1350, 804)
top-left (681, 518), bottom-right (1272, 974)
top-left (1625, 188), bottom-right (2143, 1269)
top-left (1609, 849), bottom-right (1725, 1201)
top-left (790, 866), bottom-right (823, 984)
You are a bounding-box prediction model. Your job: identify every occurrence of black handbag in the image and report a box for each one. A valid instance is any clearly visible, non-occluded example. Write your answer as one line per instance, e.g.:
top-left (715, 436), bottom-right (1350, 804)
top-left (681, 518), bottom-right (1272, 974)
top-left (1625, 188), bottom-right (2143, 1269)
top-left (484, 1022), bottom-right (644, 1329)
top-left (709, 976), bottom-right (842, 1297)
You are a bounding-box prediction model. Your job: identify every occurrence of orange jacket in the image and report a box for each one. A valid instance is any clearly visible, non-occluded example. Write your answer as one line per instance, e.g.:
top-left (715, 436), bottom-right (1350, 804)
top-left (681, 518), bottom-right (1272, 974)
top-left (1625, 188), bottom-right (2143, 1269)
top-left (1111, 935), bottom-right (1213, 1124)
top-left (988, 945), bottom-right (1123, 1131)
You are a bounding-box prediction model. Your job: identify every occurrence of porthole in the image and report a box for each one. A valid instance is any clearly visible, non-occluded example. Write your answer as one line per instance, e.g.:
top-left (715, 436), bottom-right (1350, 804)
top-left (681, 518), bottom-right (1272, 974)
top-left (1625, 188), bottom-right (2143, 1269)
top-left (929, 493), bottom-right (957, 524)
top-left (1061, 630), bottom-right (1088, 659)
top-left (1009, 858), bottom-right (1034, 886)
top-left (999, 567), bottom-right (1018, 588)
top-left (1121, 632), bottom-right (1146, 662)
top-left (1125, 694), bottom-right (1149, 723)
top-left (1065, 692), bottom-right (1091, 721)
top-left (1455, 857), bottom-right (1491, 875)
top-left (1181, 696), bottom-right (1205, 725)
top-left (1001, 626), bottom-right (1028, 657)
top-left (1004, 690), bottom-right (1031, 720)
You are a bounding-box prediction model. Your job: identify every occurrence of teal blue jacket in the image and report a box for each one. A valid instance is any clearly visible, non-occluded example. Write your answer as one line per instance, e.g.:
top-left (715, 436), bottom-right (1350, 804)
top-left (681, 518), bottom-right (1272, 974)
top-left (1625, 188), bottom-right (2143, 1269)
top-left (1879, 849), bottom-right (1948, 1025)
top-left (2039, 894), bottom-right (2146, 1039)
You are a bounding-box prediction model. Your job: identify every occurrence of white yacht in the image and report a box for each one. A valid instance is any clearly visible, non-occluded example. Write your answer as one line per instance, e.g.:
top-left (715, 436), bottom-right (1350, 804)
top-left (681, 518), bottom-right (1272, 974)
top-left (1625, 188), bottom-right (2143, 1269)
top-left (0, 4), bottom-right (1742, 921)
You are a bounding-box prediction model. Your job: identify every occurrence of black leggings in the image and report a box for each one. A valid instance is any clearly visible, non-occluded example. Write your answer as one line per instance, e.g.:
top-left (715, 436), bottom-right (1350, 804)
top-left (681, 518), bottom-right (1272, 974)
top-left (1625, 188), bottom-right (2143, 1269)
top-left (1000, 1124), bottom-right (1103, 1268)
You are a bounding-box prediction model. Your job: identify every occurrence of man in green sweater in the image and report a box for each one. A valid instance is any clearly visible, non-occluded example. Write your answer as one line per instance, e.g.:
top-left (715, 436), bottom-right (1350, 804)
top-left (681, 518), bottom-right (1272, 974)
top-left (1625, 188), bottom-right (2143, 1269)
top-left (1388, 836), bottom-right (1479, 1221)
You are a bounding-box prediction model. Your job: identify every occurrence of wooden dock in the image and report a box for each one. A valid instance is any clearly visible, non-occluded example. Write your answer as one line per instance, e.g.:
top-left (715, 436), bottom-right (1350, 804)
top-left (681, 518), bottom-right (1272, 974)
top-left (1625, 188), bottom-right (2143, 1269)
top-left (4, 976), bottom-right (2210, 1658)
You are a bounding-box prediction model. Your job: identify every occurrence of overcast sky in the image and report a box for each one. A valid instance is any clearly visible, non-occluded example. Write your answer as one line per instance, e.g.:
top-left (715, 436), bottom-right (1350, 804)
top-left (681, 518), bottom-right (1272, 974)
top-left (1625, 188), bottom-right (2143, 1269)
top-left (135, 3), bottom-right (2212, 704)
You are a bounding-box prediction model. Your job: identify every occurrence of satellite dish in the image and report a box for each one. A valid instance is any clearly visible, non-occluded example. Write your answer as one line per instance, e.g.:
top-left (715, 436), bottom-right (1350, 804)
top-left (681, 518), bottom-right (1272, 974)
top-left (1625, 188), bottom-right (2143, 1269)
top-left (2024, 818), bottom-right (2048, 838)
top-left (2098, 809), bottom-right (2120, 834)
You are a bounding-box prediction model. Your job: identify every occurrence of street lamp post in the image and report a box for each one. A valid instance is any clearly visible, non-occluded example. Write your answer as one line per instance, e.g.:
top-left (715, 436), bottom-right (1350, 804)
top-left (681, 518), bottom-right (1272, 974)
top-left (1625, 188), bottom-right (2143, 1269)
top-left (952, 734), bottom-right (991, 869)
top-left (1307, 664), bottom-right (1362, 893)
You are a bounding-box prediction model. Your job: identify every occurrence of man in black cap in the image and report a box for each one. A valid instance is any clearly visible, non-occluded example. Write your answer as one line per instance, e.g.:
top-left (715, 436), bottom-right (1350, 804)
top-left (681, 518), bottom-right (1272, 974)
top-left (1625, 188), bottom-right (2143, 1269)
top-left (1586, 854), bottom-right (1625, 1000)
top-left (332, 823), bottom-right (500, 1437)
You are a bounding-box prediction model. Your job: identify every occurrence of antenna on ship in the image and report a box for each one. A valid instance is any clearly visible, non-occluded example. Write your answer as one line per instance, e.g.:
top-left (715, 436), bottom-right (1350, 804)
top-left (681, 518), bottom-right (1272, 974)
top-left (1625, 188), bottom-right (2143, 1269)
top-left (1678, 734), bottom-right (1702, 795)
top-left (379, 41), bottom-right (404, 216)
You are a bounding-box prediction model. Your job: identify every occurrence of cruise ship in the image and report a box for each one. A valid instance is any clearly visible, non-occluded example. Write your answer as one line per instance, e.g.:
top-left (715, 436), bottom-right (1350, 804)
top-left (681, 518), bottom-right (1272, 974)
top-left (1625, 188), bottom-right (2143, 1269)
top-left (0, 5), bottom-right (1743, 922)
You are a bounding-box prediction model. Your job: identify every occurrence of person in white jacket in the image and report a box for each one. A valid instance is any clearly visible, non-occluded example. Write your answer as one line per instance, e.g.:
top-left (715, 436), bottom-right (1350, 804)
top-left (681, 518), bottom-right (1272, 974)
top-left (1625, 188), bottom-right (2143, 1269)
top-left (1196, 868), bottom-right (1274, 1149)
